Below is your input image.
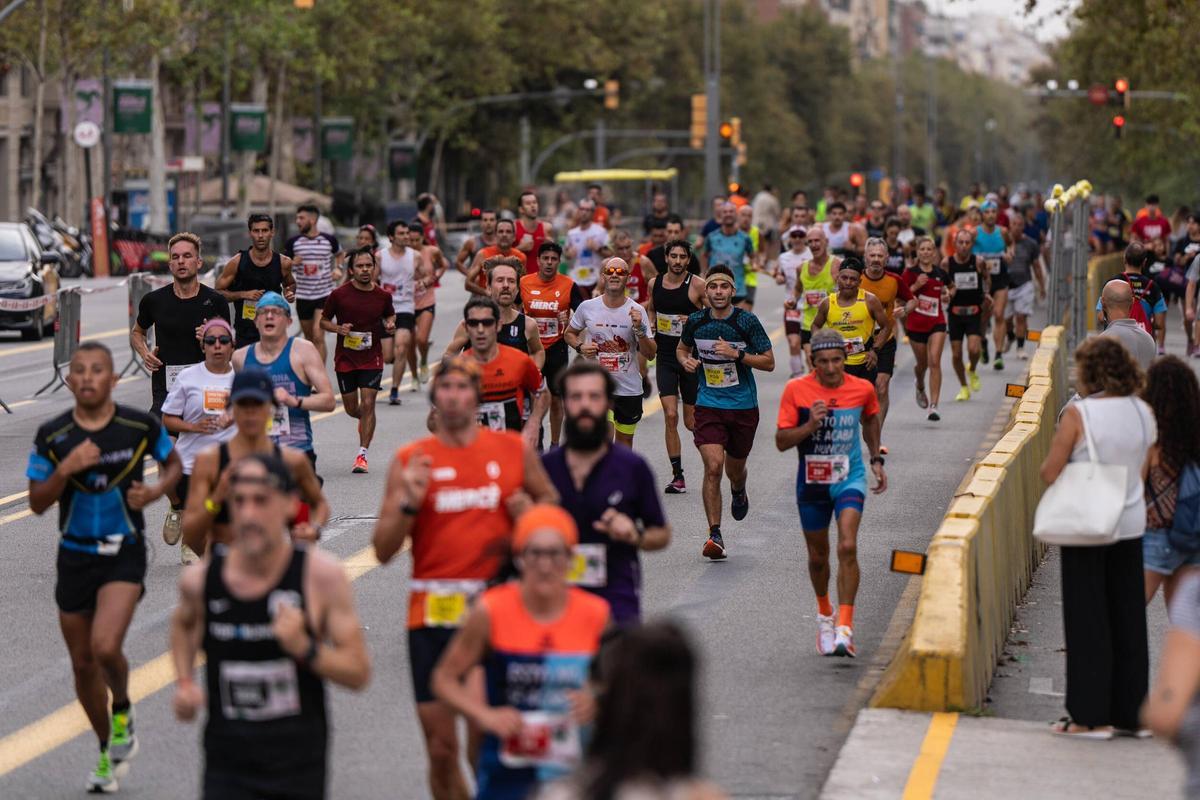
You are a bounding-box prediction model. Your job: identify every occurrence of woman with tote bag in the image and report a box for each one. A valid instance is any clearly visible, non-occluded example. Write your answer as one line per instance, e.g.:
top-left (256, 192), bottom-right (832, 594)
top-left (1038, 336), bottom-right (1156, 738)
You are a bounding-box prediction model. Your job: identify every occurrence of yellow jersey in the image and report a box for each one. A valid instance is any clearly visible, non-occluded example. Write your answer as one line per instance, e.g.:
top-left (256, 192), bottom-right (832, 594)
top-left (827, 289), bottom-right (873, 365)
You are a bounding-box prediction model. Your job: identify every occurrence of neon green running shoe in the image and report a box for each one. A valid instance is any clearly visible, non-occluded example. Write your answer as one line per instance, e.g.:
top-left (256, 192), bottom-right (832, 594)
top-left (968, 369), bottom-right (981, 392)
top-left (110, 708), bottom-right (138, 765)
top-left (86, 748), bottom-right (118, 793)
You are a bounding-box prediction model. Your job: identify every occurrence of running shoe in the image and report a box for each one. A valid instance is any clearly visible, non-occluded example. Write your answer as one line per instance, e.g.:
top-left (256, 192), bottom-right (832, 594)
top-left (993, 356), bottom-right (1004, 371)
top-left (180, 544), bottom-right (199, 565)
top-left (833, 625), bottom-right (857, 658)
top-left (388, 387), bottom-right (400, 406)
top-left (731, 488), bottom-right (749, 521)
top-left (86, 749), bottom-right (117, 794)
top-left (702, 531), bottom-right (727, 560)
top-left (915, 385), bottom-right (928, 409)
top-left (665, 476), bottom-right (687, 494)
top-left (968, 369), bottom-right (981, 392)
top-left (352, 454), bottom-right (369, 474)
top-left (419, 363), bottom-right (430, 384)
top-left (410, 375), bottom-right (421, 392)
top-left (110, 708), bottom-right (138, 766)
top-left (161, 508), bottom-right (182, 545)
top-left (955, 386), bottom-right (971, 402)
top-left (928, 408), bottom-right (941, 422)
top-left (817, 614), bottom-right (837, 656)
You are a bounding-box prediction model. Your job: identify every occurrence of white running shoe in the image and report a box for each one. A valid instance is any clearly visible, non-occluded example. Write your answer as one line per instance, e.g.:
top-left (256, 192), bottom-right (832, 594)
top-left (161, 508), bottom-right (182, 545)
top-left (817, 614), bottom-right (836, 655)
top-left (833, 625), bottom-right (857, 658)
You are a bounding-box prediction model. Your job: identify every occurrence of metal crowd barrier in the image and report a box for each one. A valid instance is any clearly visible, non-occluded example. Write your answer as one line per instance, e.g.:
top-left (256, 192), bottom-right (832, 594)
top-left (34, 288), bottom-right (82, 396)
top-left (1043, 180), bottom-right (1094, 348)
top-left (119, 273), bottom-right (167, 378)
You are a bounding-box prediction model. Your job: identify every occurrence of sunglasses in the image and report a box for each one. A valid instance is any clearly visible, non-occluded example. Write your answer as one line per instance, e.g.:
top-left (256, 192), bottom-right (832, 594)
top-left (465, 317), bottom-right (497, 328)
top-left (602, 266), bottom-right (629, 276)
top-left (203, 335), bottom-right (232, 346)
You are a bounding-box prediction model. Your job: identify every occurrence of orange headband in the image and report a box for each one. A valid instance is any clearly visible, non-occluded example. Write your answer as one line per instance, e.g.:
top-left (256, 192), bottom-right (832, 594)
top-left (513, 504), bottom-right (578, 553)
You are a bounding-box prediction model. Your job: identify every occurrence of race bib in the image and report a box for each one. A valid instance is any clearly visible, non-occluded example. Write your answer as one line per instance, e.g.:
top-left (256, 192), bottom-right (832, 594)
top-left (424, 592), bottom-right (468, 628)
top-left (986, 257), bottom-right (1002, 276)
top-left (953, 271), bottom-right (979, 290)
top-left (241, 302), bottom-right (257, 321)
top-left (382, 282), bottom-right (397, 294)
top-left (218, 658), bottom-right (302, 722)
top-left (656, 313), bottom-right (686, 337)
top-left (567, 543), bottom-right (607, 588)
top-left (598, 352), bottom-right (630, 373)
top-left (203, 387), bottom-right (229, 416)
top-left (500, 711), bottom-right (582, 770)
top-left (843, 336), bottom-right (865, 356)
top-left (784, 308), bottom-right (803, 323)
top-left (94, 533), bottom-right (125, 557)
top-left (703, 361), bottom-right (740, 388)
top-left (165, 364), bottom-right (188, 392)
top-left (535, 316), bottom-right (560, 339)
top-left (268, 404), bottom-right (290, 439)
top-left (805, 454), bottom-right (851, 485)
top-left (916, 295), bottom-right (940, 317)
top-left (303, 262), bottom-right (321, 277)
top-left (478, 401), bottom-right (507, 432)
top-left (344, 331), bottom-right (372, 351)
top-left (574, 266), bottom-right (594, 283)
top-left (804, 290), bottom-right (828, 307)
top-left (1148, 261), bottom-right (1165, 275)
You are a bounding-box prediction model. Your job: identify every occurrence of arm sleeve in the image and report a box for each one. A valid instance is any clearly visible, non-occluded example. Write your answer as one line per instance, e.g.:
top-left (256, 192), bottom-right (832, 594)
top-left (149, 416), bottom-right (174, 463)
top-left (321, 291), bottom-right (339, 323)
top-left (326, 233), bottom-right (341, 254)
top-left (25, 427), bottom-right (53, 482)
top-left (567, 304), bottom-right (586, 332)
top-left (523, 356), bottom-right (544, 393)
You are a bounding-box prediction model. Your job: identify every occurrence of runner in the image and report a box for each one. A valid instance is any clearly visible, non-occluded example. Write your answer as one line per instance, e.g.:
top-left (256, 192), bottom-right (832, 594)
top-left (354, 223), bottom-right (378, 250)
top-left (564, 199), bottom-right (610, 300)
top-left (821, 201), bottom-right (865, 256)
top-left (587, 183), bottom-right (612, 229)
top-left (541, 361), bottom-right (670, 622)
top-left (215, 214), bottom-right (297, 347)
top-left (232, 292), bottom-right (336, 468)
top-left (864, 200), bottom-right (888, 240)
top-left (881, 218), bottom-right (907, 275)
top-left (27, 342), bottom-right (182, 792)
top-left (861, 239), bottom-right (914, 440)
top-left (445, 257), bottom-right (544, 366)
top-left (775, 226), bottom-right (810, 377)
top-left (1004, 212), bottom-right (1047, 362)
top-left (417, 192), bottom-right (442, 248)
top-left (520, 242), bottom-right (576, 449)
top-left (319, 247), bottom-right (397, 473)
top-left (944, 228), bottom-right (991, 401)
top-left (564, 257), bottom-right (656, 448)
top-left (515, 190), bottom-right (551, 269)
top-left (788, 227), bottom-right (840, 373)
top-left (612, 229), bottom-right (658, 396)
top-left (1097, 242), bottom-right (1167, 352)
top-left (811, 257), bottom-right (891, 384)
top-left (431, 504), bottom-right (608, 800)
top-left (644, 191), bottom-right (672, 234)
top-left (901, 237), bottom-right (951, 421)
top-left (455, 209), bottom-right (498, 275)
top-left (171, 452), bottom-right (370, 800)
top-left (467, 218), bottom-right (527, 296)
top-left (646, 214), bottom-right (702, 277)
top-left (737, 203), bottom-right (763, 310)
top-left (700, 202), bottom-right (755, 309)
top-left (639, 218), bottom-right (667, 258)
top-left (161, 317), bottom-right (237, 564)
top-left (678, 265), bottom-right (776, 560)
top-left (372, 354), bottom-right (557, 800)
top-left (409, 220), bottom-right (448, 387)
top-left (973, 200), bottom-right (1011, 370)
top-left (775, 328), bottom-right (887, 658)
top-left (376, 220), bottom-right (422, 406)
top-left (284, 203), bottom-right (342, 365)
top-left (131, 231), bottom-right (231, 417)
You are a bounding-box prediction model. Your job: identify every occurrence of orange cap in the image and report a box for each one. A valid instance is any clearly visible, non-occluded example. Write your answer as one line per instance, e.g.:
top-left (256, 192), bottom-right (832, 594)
top-left (513, 504), bottom-right (578, 553)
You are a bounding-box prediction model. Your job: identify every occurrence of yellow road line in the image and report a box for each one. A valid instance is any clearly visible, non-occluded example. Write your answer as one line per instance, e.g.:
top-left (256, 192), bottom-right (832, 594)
top-left (0, 326), bottom-right (128, 359)
top-left (901, 712), bottom-right (959, 799)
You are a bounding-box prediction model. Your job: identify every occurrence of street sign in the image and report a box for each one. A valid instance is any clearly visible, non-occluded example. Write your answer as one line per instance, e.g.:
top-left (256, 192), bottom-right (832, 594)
top-left (73, 120), bottom-right (100, 149)
top-left (1087, 84), bottom-right (1109, 106)
top-left (1005, 383), bottom-right (1027, 399)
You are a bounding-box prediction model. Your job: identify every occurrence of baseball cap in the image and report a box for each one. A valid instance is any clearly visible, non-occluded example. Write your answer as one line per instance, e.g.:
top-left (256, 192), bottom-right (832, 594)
top-left (254, 291), bottom-right (291, 317)
top-left (230, 368), bottom-right (275, 404)
top-left (980, 199), bottom-right (998, 212)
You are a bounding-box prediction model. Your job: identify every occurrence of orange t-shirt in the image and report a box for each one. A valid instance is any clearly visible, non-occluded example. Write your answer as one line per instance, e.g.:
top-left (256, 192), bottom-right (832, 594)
top-left (478, 345), bottom-right (545, 432)
top-left (520, 272), bottom-right (576, 346)
top-left (475, 246), bottom-right (528, 289)
top-left (860, 271), bottom-right (914, 339)
top-left (592, 205), bottom-right (611, 229)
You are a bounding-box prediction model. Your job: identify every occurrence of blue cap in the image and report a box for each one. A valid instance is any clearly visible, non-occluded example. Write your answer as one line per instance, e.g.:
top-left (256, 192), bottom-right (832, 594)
top-left (980, 200), bottom-right (998, 212)
top-left (255, 291), bottom-right (291, 317)
top-left (230, 368), bottom-right (275, 404)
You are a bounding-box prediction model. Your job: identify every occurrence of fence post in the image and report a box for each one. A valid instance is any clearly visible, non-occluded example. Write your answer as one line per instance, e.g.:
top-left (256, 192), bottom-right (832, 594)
top-left (34, 288), bottom-right (81, 396)
top-left (119, 273), bottom-right (154, 378)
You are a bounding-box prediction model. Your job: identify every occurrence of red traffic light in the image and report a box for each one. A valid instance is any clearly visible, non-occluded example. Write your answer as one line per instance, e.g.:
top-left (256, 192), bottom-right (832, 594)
top-left (471, 207), bottom-right (482, 217)
top-left (849, 172), bottom-right (864, 188)
top-left (1113, 115), bottom-right (1126, 127)
top-left (1115, 78), bottom-right (1129, 94)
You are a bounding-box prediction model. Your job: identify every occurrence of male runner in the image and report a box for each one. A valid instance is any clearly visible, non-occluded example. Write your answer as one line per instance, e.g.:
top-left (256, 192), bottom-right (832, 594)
top-left (409, 220), bottom-right (448, 387)
top-left (902, 237), bottom-right (951, 421)
top-left (455, 209), bottom-right (498, 275)
top-left (373, 355), bottom-right (556, 800)
top-left (132, 232), bottom-right (231, 417)
top-left (776, 328), bottom-right (887, 658)
top-left (645, 238), bottom-right (706, 493)
top-left (644, 191), bottom-right (672, 234)
top-left (541, 361), bottom-right (670, 623)
top-left (612, 229), bottom-right (658, 395)
top-left (861, 239), bottom-right (914, 436)
top-left (377, 219), bottom-right (424, 405)
top-left (520, 242), bottom-right (577, 448)
top-left (678, 265), bottom-right (775, 560)
top-left (181, 368), bottom-right (328, 555)
top-left (821, 201), bottom-right (865, 256)
top-left (1004, 212), bottom-right (1047, 361)
top-left (445, 257), bottom-right (544, 366)
top-left (812, 258), bottom-right (891, 384)
top-left (28, 342), bottom-right (182, 792)
top-left (700, 202), bottom-right (755, 308)
top-left (640, 218), bottom-right (667, 257)
top-left (973, 200), bottom-right (1010, 369)
top-left (647, 214), bottom-right (702, 277)
top-left (467, 218), bottom-right (527, 295)
top-left (320, 247), bottom-right (397, 473)
top-left (284, 204), bottom-right (342, 365)
top-left (515, 190), bottom-right (551, 268)
top-left (233, 292), bottom-right (336, 467)
top-left (944, 228), bottom-right (991, 401)
top-left (788, 227), bottom-right (840, 373)
top-left (864, 200), bottom-right (888, 240)
top-left (172, 452), bottom-right (369, 800)
top-left (564, 257), bottom-right (656, 448)
top-left (214, 213), bottom-right (297, 346)
top-left (776, 227), bottom-right (810, 377)
top-left (564, 199), bottom-right (610, 299)
top-left (736, 203), bottom-right (763, 310)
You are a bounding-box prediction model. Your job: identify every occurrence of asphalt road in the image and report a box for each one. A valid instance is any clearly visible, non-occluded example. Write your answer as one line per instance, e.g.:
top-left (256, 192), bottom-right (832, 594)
top-left (0, 274), bottom-right (1029, 799)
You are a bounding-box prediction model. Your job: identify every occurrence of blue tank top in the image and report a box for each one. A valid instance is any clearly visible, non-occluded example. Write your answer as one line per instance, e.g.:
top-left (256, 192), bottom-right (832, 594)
top-left (245, 337), bottom-right (313, 452)
top-left (972, 226), bottom-right (1007, 279)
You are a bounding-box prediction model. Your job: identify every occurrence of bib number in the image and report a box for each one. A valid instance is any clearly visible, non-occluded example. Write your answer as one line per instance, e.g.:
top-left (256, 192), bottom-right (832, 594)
top-left (424, 592), bottom-right (468, 627)
top-left (535, 316), bottom-right (560, 339)
top-left (567, 543), bottom-right (607, 588)
top-left (804, 290), bottom-right (827, 307)
top-left (574, 266), bottom-right (593, 283)
top-left (805, 454), bottom-right (851, 485)
top-left (203, 387), bottom-right (229, 416)
top-left (344, 331), bottom-right (372, 351)
top-left (953, 271), bottom-right (979, 290)
top-left (598, 352), bottom-right (629, 373)
top-left (703, 361), bottom-right (740, 388)
top-left (656, 313), bottom-right (686, 337)
top-left (784, 308), bottom-right (803, 323)
top-left (165, 364), bottom-right (188, 392)
top-left (241, 302), bottom-right (257, 321)
top-left (478, 401), bottom-right (507, 432)
top-left (218, 658), bottom-right (302, 722)
top-left (843, 336), bottom-right (865, 356)
top-left (916, 295), bottom-right (940, 317)
top-left (268, 404), bottom-right (290, 439)
top-left (986, 257), bottom-right (1002, 276)
top-left (500, 711), bottom-right (582, 770)
top-left (382, 282), bottom-right (397, 295)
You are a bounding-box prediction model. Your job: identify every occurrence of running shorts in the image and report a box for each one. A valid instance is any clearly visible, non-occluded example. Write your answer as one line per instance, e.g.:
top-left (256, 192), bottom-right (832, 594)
top-left (947, 310), bottom-right (983, 341)
top-left (543, 340), bottom-right (569, 397)
top-left (875, 338), bottom-right (897, 376)
top-left (415, 304), bottom-right (436, 321)
top-left (408, 627), bottom-right (457, 704)
top-left (336, 369), bottom-right (383, 394)
top-left (56, 538), bottom-right (147, 614)
top-left (609, 394), bottom-right (644, 435)
top-left (655, 353), bottom-right (698, 405)
top-left (393, 312), bottom-right (415, 331)
top-left (204, 762), bottom-right (326, 800)
top-left (295, 296), bottom-right (326, 322)
top-left (693, 406), bottom-right (759, 460)
top-left (845, 361), bottom-right (877, 384)
top-left (797, 488), bottom-right (866, 534)
top-left (1006, 282), bottom-right (1035, 318)
top-left (906, 324), bottom-right (946, 345)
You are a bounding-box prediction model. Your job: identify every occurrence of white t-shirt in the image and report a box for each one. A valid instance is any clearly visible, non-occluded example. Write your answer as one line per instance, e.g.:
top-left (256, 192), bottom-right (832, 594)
top-left (160, 363), bottom-right (237, 472)
top-left (377, 246), bottom-right (416, 314)
top-left (777, 249), bottom-right (811, 293)
top-left (568, 296), bottom-right (648, 397)
top-left (566, 223), bottom-right (609, 287)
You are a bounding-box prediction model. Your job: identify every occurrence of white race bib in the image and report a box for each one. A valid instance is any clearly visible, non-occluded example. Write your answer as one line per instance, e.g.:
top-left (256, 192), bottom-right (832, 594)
top-left (478, 401), bottom-right (507, 432)
top-left (804, 289), bottom-right (828, 307)
top-left (499, 711), bottom-right (582, 770)
top-left (534, 316), bottom-right (560, 339)
top-left (656, 313), bottom-right (687, 337)
top-left (844, 336), bottom-right (865, 356)
top-left (953, 271), bottom-right (979, 290)
top-left (268, 405), bottom-right (290, 439)
top-left (598, 352), bottom-right (631, 373)
top-left (218, 658), bottom-right (302, 722)
top-left (165, 364), bottom-right (189, 392)
top-left (567, 543), bottom-right (607, 588)
top-left (94, 533), bottom-right (124, 557)
top-left (916, 295), bottom-right (940, 317)
top-left (986, 257), bottom-right (1002, 276)
top-left (784, 308), bottom-right (803, 323)
top-left (805, 454), bottom-right (850, 485)
top-left (703, 361), bottom-right (740, 388)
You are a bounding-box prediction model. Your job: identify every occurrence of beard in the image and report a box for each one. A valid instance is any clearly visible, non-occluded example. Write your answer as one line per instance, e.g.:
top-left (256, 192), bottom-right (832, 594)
top-left (564, 410), bottom-right (607, 451)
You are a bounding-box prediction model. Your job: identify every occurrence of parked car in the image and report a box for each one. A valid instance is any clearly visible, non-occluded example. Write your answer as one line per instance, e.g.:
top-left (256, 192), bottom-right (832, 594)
top-left (0, 222), bottom-right (60, 341)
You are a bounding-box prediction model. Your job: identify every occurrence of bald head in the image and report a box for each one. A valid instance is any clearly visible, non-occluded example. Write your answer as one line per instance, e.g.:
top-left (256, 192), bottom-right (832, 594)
top-left (1102, 279), bottom-right (1134, 320)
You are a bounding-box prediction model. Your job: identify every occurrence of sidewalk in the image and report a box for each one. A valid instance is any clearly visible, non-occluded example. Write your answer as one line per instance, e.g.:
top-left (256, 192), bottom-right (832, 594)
top-left (821, 307), bottom-right (1194, 799)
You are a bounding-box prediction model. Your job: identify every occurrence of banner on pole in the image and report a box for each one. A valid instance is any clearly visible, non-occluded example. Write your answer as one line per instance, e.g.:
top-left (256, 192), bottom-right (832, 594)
top-left (230, 104), bottom-right (268, 152)
top-left (320, 117), bottom-right (354, 161)
top-left (112, 80), bottom-right (153, 134)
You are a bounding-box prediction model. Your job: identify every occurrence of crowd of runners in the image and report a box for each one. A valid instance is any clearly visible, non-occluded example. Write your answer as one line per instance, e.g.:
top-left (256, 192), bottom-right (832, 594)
top-left (25, 180), bottom-right (1193, 798)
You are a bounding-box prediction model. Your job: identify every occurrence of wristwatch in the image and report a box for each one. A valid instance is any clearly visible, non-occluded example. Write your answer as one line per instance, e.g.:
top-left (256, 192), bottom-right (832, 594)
top-left (870, 455), bottom-right (886, 466)
top-left (736, 349), bottom-right (746, 363)
top-left (401, 503), bottom-right (421, 516)
top-left (301, 638), bottom-right (320, 669)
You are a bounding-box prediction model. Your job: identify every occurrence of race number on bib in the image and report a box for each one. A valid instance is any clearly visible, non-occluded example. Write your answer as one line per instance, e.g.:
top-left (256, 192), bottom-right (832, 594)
top-left (986, 257), bottom-right (1002, 276)
top-left (535, 316), bottom-right (560, 339)
top-left (218, 659), bottom-right (302, 722)
top-left (784, 308), bottom-right (803, 323)
top-left (382, 282), bottom-right (397, 295)
top-left (656, 313), bottom-right (686, 337)
top-left (478, 401), bottom-right (507, 432)
top-left (344, 331), bottom-right (372, 351)
top-left (165, 364), bottom-right (188, 393)
top-left (843, 336), bottom-right (866, 356)
top-left (804, 290), bottom-right (828, 307)
top-left (703, 361), bottom-right (740, 388)
top-left (268, 404), bottom-right (290, 439)
top-left (424, 592), bottom-right (468, 628)
top-left (805, 454), bottom-right (850, 485)
top-left (241, 303), bottom-right (257, 321)
top-left (915, 295), bottom-right (940, 317)
top-left (500, 711), bottom-right (582, 770)
top-left (574, 266), bottom-right (594, 283)
top-left (953, 271), bottom-right (979, 290)
top-left (203, 388), bottom-right (229, 415)
top-left (567, 543), bottom-right (607, 588)
top-left (598, 352), bottom-right (630, 373)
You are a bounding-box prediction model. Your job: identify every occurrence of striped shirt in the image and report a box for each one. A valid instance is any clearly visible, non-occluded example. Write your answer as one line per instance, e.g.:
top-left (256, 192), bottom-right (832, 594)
top-left (284, 232), bottom-right (341, 300)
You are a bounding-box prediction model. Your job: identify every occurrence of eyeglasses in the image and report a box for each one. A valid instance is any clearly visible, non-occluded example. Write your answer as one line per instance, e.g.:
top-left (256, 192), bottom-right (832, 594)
top-left (203, 335), bottom-right (233, 346)
top-left (522, 546), bottom-right (571, 563)
top-left (258, 307), bottom-right (287, 318)
top-left (602, 266), bottom-right (629, 276)
top-left (465, 317), bottom-right (497, 328)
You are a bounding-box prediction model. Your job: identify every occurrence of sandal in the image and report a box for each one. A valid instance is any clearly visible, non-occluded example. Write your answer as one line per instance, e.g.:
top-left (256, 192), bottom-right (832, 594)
top-left (1050, 717), bottom-right (1113, 740)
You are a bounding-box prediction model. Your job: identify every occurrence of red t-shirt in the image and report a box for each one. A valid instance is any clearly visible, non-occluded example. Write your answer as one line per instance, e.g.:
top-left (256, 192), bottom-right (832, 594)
top-left (1132, 214), bottom-right (1171, 245)
top-left (901, 266), bottom-right (950, 331)
top-left (321, 282), bottom-right (394, 372)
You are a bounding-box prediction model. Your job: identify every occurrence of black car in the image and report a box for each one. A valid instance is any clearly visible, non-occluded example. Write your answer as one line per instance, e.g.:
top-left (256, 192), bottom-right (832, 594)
top-left (0, 222), bottom-right (60, 340)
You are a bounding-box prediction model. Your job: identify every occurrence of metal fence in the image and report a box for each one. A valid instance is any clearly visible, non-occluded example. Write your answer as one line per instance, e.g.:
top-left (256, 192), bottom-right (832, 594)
top-left (34, 288), bottom-right (82, 396)
top-left (1043, 180), bottom-right (1094, 349)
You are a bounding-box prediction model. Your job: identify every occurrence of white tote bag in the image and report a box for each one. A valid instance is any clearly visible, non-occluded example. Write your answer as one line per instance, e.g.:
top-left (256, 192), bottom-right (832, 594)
top-left (1033, 400), bottom-right (1129, 547)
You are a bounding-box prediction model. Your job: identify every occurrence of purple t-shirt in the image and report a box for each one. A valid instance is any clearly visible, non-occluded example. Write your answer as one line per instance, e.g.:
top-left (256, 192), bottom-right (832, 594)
top-left (541, 444), bottom-right (666, 624)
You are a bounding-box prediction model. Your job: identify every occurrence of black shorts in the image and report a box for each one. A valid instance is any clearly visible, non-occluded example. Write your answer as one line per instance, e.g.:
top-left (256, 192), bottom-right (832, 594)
top-left (875, 337), bottom-right (897, 376)
top-left (55, 538), bottom-right (147, 614)
top-left (989, 274), bottom-right (1010, 294)
top-left (409, 627), bottom-right (457, 704)
top-left (171, 472), bottom-right (191, 510)
top-left (845, 361), bottom-right (877, 384)
top-left (543, 340), bottom-right (569, 396)
top-left (393, 312), bottom-right (415, 332)
top-left (295, 297), bottom-right (326, 322)
top-left (415, 305), bottom-right (435, 321)
top-left (906, 324), bottom-right (947, 345)
top-left (801, 328), bottom-right (813, 346)
top-left (150, 388), bottom-right (168, 418)
top-left (336, 369), bottom-right (383, 394)
top-left (948, 310), bottom-right (984, 341)
top-left (611, 394), bottom-right (644, 427)
top-left (204, 763), bottom-right (326, 800)
top-left (655, 352), bottom-right (699, 405)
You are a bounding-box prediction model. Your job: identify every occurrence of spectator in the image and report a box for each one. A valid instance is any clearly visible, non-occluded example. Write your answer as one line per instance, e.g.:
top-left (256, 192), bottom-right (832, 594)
top-left (1099, 280), bottom-right (1156, 369)
top-left (1142, 356), bottom-right (1200, 605)
top-left (1141, 574), bottom-right (1200, 796)
top-left (1040, 336), bottom-right (1156, 739)
top-left (538, 623), bottom-right (725, 800)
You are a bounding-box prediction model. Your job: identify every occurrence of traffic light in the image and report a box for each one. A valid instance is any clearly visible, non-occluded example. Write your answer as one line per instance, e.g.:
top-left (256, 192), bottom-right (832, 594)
top-left (293, 0), bottom-right (314, 7)
top-left (690, 94), bottom-right (706, 149)
top-left (1114, 77), bottom-right (1130, 109)
top-left (719, 121), bottom-right (733, 140)
top-left (1113, 114), bottom-right (1125, 139)
top-left (849, 172), bottom-right (865, 189)
top-left (729, 116), bottom-right (742, 147)
top-left (604, 79), bottom-right (620, 110)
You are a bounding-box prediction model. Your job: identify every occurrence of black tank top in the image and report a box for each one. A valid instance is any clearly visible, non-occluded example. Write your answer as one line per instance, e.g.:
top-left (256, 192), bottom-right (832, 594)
top-left (202, 545), bottom-right (327, 776)
top-left (945, 254), bottom-right (984, 310)
top-left (232, 250), bottom-right (284, 344)
top-left (213, 442), bottom-right (282, 525)
top-left (498, 312), bottom-right (528, 352)
top-left (651, 273), bottom-right (699, 343)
